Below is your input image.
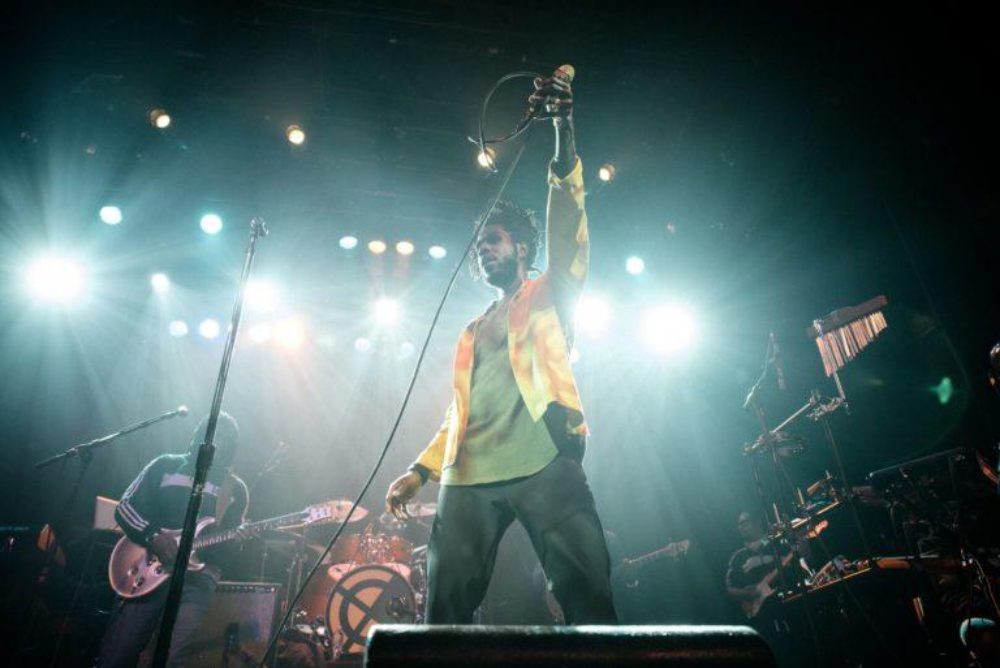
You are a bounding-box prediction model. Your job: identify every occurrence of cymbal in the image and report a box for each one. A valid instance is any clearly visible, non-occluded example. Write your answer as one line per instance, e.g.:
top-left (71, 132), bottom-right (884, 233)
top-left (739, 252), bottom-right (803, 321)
top-left (406, 502), bottom-right (437, 517)
top-left (281, 499), bottom-right (369, 531)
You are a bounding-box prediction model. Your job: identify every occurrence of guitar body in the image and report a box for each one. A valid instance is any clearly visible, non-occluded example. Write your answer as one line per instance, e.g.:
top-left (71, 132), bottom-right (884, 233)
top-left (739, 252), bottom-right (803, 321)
top-left (108, 517), bottom-right (216, 599)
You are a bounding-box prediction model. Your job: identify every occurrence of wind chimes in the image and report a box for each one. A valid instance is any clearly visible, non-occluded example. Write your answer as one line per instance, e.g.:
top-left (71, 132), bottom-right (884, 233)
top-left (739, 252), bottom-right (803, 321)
top-left (807, 295), bottom-right (888, 376)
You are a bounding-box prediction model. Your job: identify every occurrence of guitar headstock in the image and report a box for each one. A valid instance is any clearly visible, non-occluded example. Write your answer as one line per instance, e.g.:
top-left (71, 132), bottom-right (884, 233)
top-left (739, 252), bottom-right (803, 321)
top-left (665, 539), bottom-right (691, 557)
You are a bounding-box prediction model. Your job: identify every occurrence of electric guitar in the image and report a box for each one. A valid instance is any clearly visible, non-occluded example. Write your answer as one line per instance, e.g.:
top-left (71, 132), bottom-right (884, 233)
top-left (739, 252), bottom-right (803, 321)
top-left (108, 501), bottom-right (339, 598)
top-left (545, 539), bottom-right (691, 623)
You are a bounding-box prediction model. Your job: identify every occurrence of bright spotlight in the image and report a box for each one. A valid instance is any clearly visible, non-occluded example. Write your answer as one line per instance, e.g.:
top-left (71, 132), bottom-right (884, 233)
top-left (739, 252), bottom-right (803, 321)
top-left (368, 240), bottom-right (387, 255)
top-left (598, 164), bottom-right (616, 183)
top-left (274, 319), bottom-right (305, 349)
top-left (575, 296), bottom-right (611, 335)
top-left (641, 305), bottom-right (697, 356)
top-left (477, 147), bottom-right (496, 169)
top-left (150, 272), bottom-right (170, 294)
top-left (198, 318), bottom-right (221, 339)
top-left (396, 240), bottom-right (415, 256)
top-left (373, 297), bottom-right (400, 326)
top-left (286, 124), bottom-right (306, 145)
top-left (168, 320), bottom-right (189, 337)
top-left (354, 337), bottom-right (372, 353)
top-left (428, 245), bottom-right (447, 259)
top-left (245, 280), bottom-right (278, 313)
top-left (24, 255), bottom-right (88, 303)
top-left (149, 108), bottom-right (171, 129)
top-left (99, 205), bottom-right (123, 225)
top-left (248, 323), bottom-right (271, 343)
top-left (200, 213), bottom-right (223, 235)
top-left (625, 256), bottom-right (645, 275)
top-left (339, 235), bottom-right (359, 250)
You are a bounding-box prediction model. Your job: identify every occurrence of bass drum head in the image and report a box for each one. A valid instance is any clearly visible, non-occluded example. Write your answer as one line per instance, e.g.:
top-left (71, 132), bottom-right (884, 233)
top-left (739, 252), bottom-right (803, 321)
top-left (326, 564), bottom-right (416, 655)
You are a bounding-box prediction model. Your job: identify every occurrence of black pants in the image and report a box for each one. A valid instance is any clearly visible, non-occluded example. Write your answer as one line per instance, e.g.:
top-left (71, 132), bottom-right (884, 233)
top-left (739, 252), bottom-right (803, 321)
top-left (426, 456), bottom-right (617, 624)
top-left (95, 571), bottom-right (215, 667)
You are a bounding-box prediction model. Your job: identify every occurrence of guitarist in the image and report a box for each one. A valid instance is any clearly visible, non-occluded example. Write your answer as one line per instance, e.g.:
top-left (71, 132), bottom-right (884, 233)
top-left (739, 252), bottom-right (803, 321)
top-left (725, 511), bottom-right (804, 665)
top-left (96, 412), bottom-right (249, 668)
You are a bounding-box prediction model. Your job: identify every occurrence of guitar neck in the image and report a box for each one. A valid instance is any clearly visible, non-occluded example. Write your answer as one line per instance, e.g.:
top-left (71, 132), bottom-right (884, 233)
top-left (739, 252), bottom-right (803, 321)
top-left (192, 511), bottom-right (305, 549)
top-left (626, 540), bottom-right (689, 568)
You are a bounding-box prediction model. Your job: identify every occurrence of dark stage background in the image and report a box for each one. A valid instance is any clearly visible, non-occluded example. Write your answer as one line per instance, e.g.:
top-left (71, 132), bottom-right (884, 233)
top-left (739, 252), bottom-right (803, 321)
top-left (1, 0), bottom-right (998, 636)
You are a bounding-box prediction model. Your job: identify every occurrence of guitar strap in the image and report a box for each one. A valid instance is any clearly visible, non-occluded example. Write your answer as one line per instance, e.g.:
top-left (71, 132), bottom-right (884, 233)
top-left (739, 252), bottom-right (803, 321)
top-left (216, 471), bottom-right (235, 524)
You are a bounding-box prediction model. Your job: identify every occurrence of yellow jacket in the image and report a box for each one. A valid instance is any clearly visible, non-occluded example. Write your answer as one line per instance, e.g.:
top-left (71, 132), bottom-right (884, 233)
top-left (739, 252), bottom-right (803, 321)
top-left (412, 158), bottom-right (590, 481)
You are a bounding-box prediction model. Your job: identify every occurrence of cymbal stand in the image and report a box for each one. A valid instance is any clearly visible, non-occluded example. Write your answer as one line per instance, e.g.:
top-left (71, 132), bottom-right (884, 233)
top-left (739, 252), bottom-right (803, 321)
top-left (741, 336), bottom-right (823, 663)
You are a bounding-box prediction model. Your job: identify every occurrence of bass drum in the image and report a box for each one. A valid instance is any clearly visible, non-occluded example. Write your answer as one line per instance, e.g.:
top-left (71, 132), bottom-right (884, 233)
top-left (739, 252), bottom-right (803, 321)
top-left (326, 564), bottom-right (417, 656)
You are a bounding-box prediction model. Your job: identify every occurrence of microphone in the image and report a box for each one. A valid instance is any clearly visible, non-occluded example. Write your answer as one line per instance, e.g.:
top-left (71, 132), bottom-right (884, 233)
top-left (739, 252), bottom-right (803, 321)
top-left (770, 332), bottom-right (787, 391)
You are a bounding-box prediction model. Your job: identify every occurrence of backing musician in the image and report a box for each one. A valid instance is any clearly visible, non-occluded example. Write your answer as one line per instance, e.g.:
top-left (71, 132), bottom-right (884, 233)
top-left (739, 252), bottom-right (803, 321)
top-left (95, 412), bottom-right (248, 667)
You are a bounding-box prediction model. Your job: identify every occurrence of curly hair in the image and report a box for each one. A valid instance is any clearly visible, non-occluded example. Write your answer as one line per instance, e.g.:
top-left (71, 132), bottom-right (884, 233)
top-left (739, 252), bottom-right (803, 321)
top-left (469, 200), bottom-right (542, 279)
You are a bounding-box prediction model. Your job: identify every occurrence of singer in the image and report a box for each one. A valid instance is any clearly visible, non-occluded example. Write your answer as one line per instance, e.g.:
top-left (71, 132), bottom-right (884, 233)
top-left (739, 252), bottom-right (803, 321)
top-left (95, 412), bottom-right (249, 667)
top-left (386, 71), bottom-right (617, 624)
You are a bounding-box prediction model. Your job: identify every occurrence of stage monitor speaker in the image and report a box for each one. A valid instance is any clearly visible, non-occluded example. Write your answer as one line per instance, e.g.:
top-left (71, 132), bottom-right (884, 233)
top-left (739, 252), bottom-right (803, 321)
top-left (185, 582), bottom-right (281, 667)
top-left (365, 624), bottom-right (776, 667)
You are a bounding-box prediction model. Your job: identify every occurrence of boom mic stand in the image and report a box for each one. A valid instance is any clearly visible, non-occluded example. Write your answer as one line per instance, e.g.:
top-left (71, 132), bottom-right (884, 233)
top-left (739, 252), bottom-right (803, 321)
top-left (152, 217), bottom-right (269, 667)
top-left (24, 406), bottom-right (189, 665)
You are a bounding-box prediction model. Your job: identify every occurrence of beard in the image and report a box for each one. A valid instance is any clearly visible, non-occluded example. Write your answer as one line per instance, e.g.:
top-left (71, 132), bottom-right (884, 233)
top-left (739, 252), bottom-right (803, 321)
top-left (482, 255), bottom-right (518, 288)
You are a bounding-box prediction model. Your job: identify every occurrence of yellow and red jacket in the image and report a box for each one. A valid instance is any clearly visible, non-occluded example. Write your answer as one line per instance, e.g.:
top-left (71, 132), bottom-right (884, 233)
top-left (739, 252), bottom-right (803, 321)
top-left (412, 158), bottom-right (590, 481)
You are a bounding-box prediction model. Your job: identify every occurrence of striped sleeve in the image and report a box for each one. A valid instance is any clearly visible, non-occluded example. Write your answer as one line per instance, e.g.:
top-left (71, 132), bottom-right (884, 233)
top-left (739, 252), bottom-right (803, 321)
top-left (115, 455), bottom-right (172, 544)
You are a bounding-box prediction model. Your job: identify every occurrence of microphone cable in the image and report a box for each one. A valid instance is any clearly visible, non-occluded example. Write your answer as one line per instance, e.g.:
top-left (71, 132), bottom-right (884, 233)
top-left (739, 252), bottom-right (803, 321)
top-left (256, 70), bottom-right (544, 666)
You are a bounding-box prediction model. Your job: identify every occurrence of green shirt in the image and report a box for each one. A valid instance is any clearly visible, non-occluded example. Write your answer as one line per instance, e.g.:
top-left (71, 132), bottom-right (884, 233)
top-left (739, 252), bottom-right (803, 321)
top-left (440, 293), bottom-right (559, 486)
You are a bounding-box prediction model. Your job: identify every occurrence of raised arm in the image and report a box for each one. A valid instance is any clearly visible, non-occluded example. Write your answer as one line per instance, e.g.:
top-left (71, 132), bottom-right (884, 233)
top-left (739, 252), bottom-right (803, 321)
top-left (532, 75), bottom-right (588, 299)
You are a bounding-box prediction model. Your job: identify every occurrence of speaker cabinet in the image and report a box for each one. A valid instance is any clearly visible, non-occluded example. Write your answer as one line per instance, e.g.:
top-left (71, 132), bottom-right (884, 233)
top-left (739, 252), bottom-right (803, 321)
top-left (364, 624), bottom-right (776, 667)
top-left (186, 582), bottom-right (281, 667)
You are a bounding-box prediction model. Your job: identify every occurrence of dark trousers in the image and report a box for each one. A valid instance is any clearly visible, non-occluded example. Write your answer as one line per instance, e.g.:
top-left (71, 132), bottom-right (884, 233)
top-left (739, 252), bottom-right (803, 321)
top-left (426, 456), bottom-right (617, 624)
top-left (95, 571), bottom-right (215, 667)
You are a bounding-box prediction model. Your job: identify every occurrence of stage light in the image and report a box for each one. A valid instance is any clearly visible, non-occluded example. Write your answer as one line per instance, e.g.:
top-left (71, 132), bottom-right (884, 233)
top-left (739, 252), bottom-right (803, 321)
top-left (368, 240), bottom-right (387, 255)
top-left (339, 235), bottom-right (359, 250)
top-left (286, 124), bottom-right (306, 145)
top-left (150, 272), bottom-right (170, 294)
top-left (625, 256), bottom-right (645, 275)
top-left (198, 318), bottom-right (221, 339)
top-left (641, 305), bottom-right (696, 356)
top-left (354, 337), bottom-right (372, 353)
top-left (245, 280), bottom-right (278, 313)
top-left (200, 213), bottom-right (223, 235)
top-left (248, 323), bottom-right (271, 343)
top-left (149, 108), bottom-right (171, 129)
top-left (168, 320), bottom-right (189, 337)
top-left (373, 297), bottom-right (400, 326)
top-left (428, 245), bottom-right (447, 259)
top-left (99, 205), bottom-right (123, 225)
top-left (396, 240), bottom-right (415, 256)
top-left (477, 147), bottom-right (496, 169)
top-left (275, 319), bottom-right (305, 350)
top-left (575, 295), bottom-right (611, 334)
top-left (598, 164), bottom-right (616, 183)
top-left (24, 255), bottom-right (88, 303)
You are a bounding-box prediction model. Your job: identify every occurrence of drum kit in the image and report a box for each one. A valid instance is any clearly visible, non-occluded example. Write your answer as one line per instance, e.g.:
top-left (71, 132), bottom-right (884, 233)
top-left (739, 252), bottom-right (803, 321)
top-left (260, 499), bottom-right (437, 661)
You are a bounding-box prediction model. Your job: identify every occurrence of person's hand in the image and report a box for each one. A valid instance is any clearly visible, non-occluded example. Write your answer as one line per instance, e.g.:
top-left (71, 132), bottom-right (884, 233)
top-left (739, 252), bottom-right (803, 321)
top-left (529, 74), bottom-right (573, 121)
top-left (385, 471), bottom-right (424, 520)
top-left (149, 532), bottom-right (178, 565)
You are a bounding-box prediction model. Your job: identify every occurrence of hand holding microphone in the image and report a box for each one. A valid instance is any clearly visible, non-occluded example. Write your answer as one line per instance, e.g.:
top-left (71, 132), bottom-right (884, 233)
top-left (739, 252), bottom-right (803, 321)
top-left (529, 64), bottom-right (575, 120)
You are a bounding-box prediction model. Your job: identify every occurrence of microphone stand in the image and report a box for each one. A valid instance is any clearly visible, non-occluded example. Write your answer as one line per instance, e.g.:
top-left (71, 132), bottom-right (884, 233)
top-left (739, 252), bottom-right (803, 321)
top-left (33, 406), bottom-right (190, 471)
top-left (152, 217), bottom-right (268, 667)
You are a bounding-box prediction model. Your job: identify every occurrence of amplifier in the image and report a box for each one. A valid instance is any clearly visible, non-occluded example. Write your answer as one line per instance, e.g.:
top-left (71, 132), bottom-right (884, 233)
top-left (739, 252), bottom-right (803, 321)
top-left (186, 581), bottom-right (282, 667)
